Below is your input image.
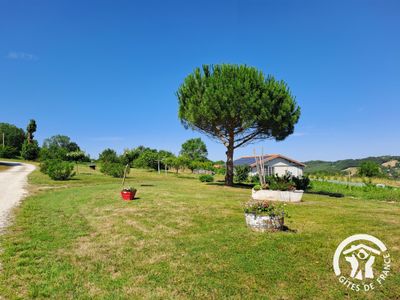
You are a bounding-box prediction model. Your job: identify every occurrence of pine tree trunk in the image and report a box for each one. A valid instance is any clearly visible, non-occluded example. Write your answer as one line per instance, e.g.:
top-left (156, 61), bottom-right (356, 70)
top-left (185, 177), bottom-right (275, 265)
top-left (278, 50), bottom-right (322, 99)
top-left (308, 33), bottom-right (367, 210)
top-left (225, 143), bottom-right (234, 186)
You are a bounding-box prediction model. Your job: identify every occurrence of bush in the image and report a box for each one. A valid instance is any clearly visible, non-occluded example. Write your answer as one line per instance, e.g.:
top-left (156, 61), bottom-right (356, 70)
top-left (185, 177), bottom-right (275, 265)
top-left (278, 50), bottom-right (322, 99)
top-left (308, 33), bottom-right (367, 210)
top-left (40, 160), bottom-right (75, 180)
top-left (101, 162), bottom-right (128, 178)
top-left (292, 176), bottom-right (311, 191)
top-left (266, 174), bottom-right (296, 191)
top-left (249, 175), bottom-right (260, 184)
top-left (253, 184), bottom-right (261, 191)
top-left (21, 140), bottom-right (40, 160)
top-left (0, 145), bottom-right (18, 158)
top-left (40, 159), bottom-right (53, 174)
top-left (199, 174), bottom-right (214, 182)
top-left (358, 161), bottom-right (381, 177)
top-left (234, 165), bottom-right (250, 183)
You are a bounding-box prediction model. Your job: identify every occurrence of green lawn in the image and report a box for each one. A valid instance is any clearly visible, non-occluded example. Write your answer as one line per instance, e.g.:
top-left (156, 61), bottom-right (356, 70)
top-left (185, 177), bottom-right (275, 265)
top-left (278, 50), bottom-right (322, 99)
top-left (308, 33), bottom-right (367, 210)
top-left (0, 165), bottom-right (399, 299)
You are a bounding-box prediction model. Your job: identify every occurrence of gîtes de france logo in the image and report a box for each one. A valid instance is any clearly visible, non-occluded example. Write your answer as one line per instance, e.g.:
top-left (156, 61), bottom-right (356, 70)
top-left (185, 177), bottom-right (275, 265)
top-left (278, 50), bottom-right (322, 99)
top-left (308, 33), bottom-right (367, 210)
top-left (333, 234), bottom-right (391, 292)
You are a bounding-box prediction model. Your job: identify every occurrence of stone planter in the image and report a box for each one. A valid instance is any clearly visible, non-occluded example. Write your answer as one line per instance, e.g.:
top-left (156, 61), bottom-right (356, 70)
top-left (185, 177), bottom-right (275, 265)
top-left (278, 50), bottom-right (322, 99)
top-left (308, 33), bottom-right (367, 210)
top-left (245, 213), bottom-right (284, 231)
top-left (251, 189), bottom-right (303, 202)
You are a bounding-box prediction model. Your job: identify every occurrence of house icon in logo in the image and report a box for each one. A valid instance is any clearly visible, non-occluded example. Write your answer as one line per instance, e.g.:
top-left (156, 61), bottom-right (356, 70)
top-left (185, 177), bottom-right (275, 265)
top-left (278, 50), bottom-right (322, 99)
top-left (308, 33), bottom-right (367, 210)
top-left (342, 243), bottom-right (381, 280)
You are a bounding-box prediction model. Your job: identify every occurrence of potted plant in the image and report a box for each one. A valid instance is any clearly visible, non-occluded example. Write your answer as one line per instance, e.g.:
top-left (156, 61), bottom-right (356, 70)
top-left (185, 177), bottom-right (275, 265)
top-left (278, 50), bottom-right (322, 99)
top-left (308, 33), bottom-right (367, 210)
top-left (244, 200), bottom-right (287, 231)
top-left (121, 187), bottom-right (137, 200)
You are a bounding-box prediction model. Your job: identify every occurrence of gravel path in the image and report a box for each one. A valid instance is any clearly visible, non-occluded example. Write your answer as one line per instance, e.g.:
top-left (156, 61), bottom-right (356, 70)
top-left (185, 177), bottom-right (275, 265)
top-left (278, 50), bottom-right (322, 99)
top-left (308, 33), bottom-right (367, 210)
top-left (0, 161), bottom-right (36, 230)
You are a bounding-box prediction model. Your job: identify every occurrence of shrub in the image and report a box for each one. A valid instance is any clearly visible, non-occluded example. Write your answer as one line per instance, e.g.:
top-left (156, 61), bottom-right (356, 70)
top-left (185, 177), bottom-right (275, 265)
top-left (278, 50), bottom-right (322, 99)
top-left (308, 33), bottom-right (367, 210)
top-left (101, 162), bottom-right (128, 178)
top-left (21, 140), bottom-right (40, 160)
top-left (41, 160), bottom-right (75, 180)
top-left (249, 175), bottom-right (260, 184)
top-left (0, 145), bottom-right (18, 158)
top-left (358, 161), bottom-right (381, 177)
top-left (234, 165), bottom-right (250, 183)
top-left (253, 184), bottom-right (261, 191)
top-left (292, 176), bottom-right (311, 191)
top-left (199, 174), bottom-right (214, 182)
top-left (266, 174), bottom-right (296, 191)
top-left (40, 159), bottom-right (54, 174)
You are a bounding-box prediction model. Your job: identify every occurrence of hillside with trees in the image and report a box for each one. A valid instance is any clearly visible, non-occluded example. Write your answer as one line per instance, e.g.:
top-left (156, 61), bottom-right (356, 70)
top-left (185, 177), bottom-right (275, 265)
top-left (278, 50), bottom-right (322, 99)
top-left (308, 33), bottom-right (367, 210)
top-left (304, 155), bottom-right (400, 178)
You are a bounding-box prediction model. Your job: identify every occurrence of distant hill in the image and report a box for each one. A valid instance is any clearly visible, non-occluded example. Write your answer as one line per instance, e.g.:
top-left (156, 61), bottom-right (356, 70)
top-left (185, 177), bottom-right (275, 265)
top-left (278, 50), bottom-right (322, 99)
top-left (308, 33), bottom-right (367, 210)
top-left (304, 155), bottom-right (400, 175)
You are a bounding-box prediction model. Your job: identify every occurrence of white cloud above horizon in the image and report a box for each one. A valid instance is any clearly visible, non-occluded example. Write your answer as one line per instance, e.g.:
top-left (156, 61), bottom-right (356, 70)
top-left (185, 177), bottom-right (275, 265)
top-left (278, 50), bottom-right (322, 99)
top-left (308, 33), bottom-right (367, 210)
top-left (6, 51), bottom-right (38, 61)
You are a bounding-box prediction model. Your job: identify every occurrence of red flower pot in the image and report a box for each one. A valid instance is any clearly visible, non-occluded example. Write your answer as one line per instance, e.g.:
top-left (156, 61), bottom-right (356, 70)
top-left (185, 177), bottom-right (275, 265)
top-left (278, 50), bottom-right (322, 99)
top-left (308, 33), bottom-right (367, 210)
top-left (121, 190), bottom-right (136, 200)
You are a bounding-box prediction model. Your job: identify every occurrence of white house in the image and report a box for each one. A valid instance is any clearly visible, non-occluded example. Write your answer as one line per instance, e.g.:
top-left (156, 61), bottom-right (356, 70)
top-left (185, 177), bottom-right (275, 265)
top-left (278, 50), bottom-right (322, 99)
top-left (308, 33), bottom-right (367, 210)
top-left (233, 154), bottom-right (305, 177)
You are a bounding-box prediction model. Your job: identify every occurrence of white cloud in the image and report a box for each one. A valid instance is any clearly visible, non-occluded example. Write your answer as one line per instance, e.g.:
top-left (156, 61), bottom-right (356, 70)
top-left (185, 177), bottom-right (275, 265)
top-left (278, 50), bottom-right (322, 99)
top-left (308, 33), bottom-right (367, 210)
top-left (6, 51), bottom-right (38, 61)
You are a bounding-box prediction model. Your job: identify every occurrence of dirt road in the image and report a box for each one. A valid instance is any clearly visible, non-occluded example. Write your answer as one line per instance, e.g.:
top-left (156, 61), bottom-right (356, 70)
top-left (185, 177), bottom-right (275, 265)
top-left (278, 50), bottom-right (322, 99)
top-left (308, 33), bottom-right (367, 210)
top-left (0, 162), bottom-right (35, 230)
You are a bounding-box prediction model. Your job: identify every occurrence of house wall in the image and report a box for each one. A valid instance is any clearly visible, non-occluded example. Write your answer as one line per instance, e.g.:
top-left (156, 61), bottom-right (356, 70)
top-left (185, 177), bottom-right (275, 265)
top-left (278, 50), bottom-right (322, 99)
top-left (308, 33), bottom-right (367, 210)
top-left (266, 158), bottom-right (304, 177)
top-left (249, 158), bottom-right (304, 177)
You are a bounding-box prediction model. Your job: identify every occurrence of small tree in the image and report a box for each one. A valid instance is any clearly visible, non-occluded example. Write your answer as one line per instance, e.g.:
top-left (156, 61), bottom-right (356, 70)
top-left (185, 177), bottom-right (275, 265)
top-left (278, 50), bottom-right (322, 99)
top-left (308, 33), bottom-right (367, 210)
top-left (0, 123), bottom-right (25, 155)
top-left (190, 160), bottom-right (213, 172)
top-left (99, 148), bottom-right (119, 163)
top-left (26, 119), bottom-right (37, 144)
top-left (41, 135), bottom-right (81, 161)
top-left (164, 156), bottom-right (180, 173)
top-left (66, 151), bottom-right (86, 174)
top-left (358, 161), bottom-right (381, 178)
top-left (133, 149), bottom-right (158, 169)
top-left (21, 140), bottom-right (40, 160)
top-left (180, 138), bottom-right (208, 162)
top-left (177, 64), bottom-right (300, 186)
top-left (164, 155), bottom-right (189, 173)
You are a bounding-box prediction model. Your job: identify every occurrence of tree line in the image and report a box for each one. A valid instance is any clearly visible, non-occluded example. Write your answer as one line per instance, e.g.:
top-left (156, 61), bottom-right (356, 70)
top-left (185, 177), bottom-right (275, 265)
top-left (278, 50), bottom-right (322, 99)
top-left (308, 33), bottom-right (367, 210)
top-left (98, 138), bottom-right (225, 177)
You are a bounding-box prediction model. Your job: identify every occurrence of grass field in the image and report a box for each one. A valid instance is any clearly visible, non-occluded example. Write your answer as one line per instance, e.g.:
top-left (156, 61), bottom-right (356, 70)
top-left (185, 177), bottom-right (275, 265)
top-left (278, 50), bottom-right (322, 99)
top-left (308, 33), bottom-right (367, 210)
top-left (0, 164), bottom-right (399, 299)
top-left (309, 174), bottom-right (400, 188)
top-left (311, 180), bottom-right (400, 202)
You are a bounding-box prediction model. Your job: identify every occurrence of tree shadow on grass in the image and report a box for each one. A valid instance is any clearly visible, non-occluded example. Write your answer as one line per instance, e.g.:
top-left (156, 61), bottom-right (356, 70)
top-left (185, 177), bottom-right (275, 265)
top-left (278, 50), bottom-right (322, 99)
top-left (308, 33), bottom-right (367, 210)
top-left (0, 161), bottom-right (22, 167)
top-left (282, 225), bottom-right (297, 233)
top-left (306, 191), bottom-right (344, 198)
top-left (177, 175), bottom-right (197, 180)
top-left (206, 182), bottom-right (254, 190)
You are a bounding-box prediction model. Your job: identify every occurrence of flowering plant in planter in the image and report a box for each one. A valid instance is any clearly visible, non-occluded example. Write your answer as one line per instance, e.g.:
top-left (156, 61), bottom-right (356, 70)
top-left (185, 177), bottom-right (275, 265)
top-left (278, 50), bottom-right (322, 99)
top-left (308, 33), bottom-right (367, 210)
top-left (244, 200), bottom-right (288, 217)
top-left (121, 187), bottom-right (137, 200)
top-left (243, 200), bottom-right (288, 231)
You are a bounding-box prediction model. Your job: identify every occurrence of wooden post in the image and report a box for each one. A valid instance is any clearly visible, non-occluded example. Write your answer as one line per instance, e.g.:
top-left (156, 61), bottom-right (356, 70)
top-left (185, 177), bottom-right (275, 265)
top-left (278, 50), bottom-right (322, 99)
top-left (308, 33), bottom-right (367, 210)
top-left (158, 159), bottom-right (161, 174)
top-left (122, 164), bottom-right (129, 188)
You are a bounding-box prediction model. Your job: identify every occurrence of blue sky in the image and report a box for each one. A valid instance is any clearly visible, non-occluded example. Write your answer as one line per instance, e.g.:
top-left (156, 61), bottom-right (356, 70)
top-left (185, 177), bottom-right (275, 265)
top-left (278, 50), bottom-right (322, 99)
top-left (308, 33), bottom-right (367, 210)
top-left (1, 0), bottom-right (399, 162)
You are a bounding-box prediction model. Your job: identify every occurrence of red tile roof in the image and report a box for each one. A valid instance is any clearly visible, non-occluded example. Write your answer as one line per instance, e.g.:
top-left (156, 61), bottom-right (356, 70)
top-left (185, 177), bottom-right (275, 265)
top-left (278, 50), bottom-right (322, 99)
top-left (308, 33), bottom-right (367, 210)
top-left (245, 154), bottom-right (306, 167)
